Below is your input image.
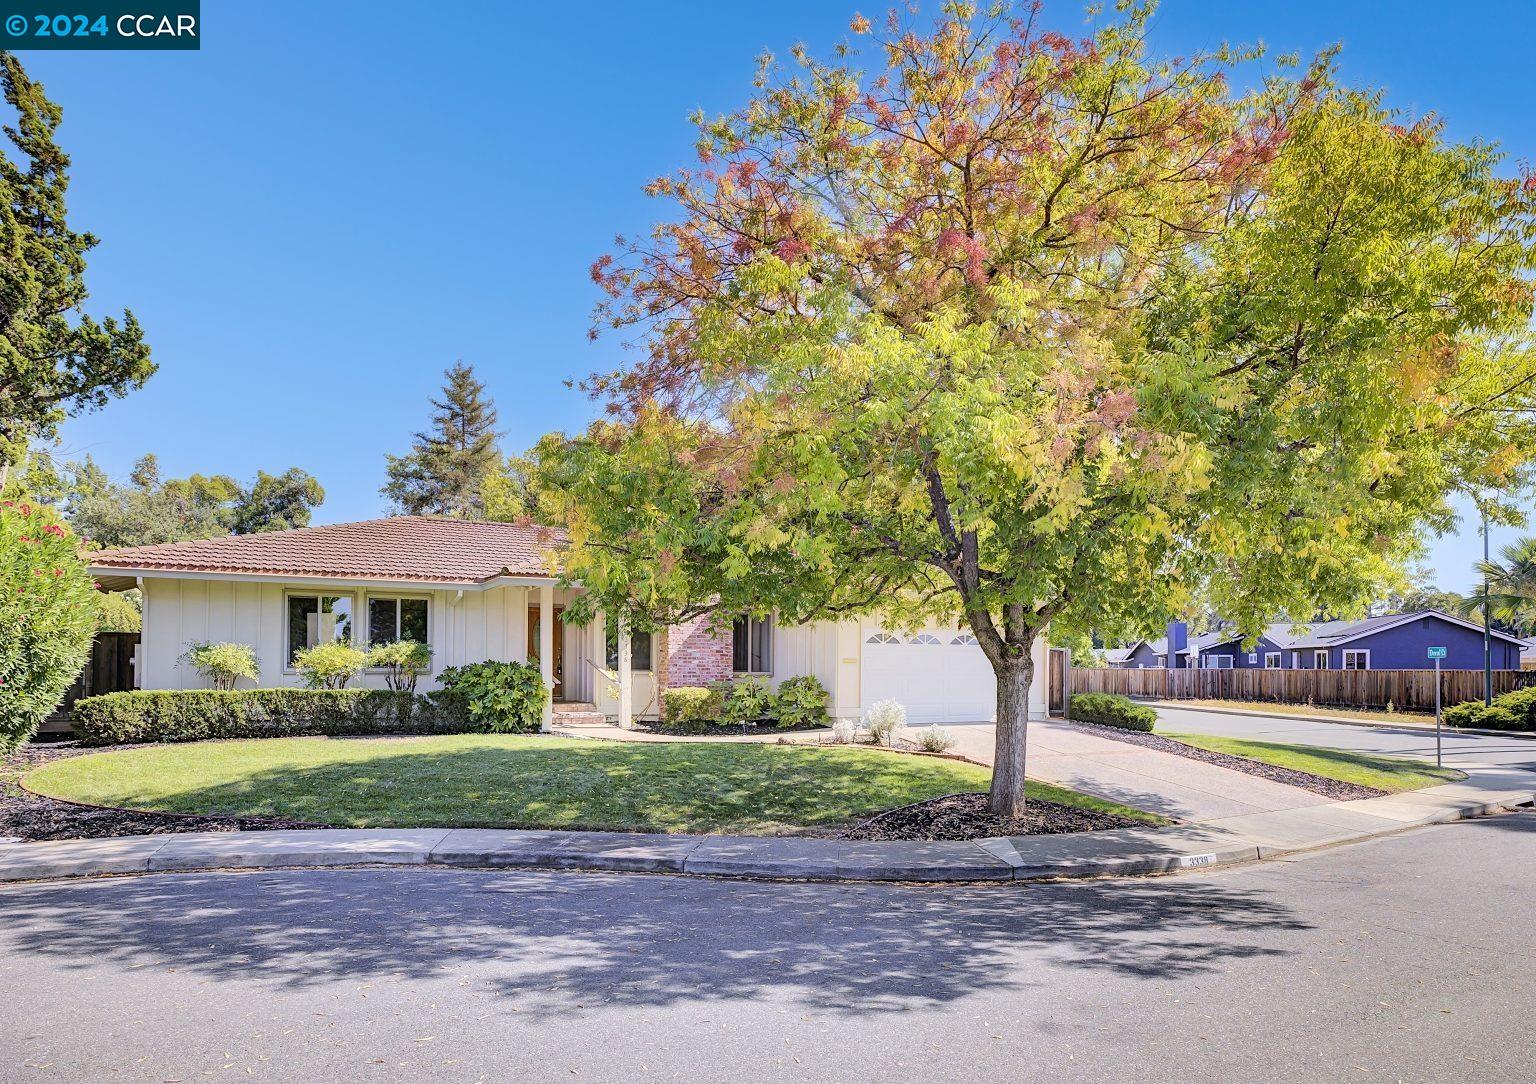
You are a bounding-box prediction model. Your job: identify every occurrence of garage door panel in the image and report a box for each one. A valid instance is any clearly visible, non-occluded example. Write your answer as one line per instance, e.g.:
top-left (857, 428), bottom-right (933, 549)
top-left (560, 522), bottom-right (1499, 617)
top-left (860, 625), bottom-right (995, 724)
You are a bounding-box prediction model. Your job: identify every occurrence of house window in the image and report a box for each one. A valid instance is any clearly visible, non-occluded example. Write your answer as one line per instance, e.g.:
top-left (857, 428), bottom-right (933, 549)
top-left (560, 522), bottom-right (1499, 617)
top-left (1264, 652), bottom-right (1282, 669)
top-left (1313, 650), bottom-right (1329, 670)
top-left (952, 634), bottom-right (978, 645)
top-left (866, 632), bottom-right (899, 644)
top-left (286, 594), bottom-right (353, 666)
top-left (1342, 649), bottom-right (1369, 671)
top-left (367, 596), bottom-right (428, 646)
top-left (1204, 654), bottom-right (1233, 669)
top-left (1247, 653), bottom-right (1258, 665)
top-left (604, 626), bottom-right (653, 671)
top-left (910, 633), bottom-right (941, 645)
top-left (732, 616), bottom-right (772, 673)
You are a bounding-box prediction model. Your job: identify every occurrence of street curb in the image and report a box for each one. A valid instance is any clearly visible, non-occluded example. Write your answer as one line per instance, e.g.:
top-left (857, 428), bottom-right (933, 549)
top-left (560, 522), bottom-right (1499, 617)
top-left (1145, 700), bottom-right (1536, 740)
top-left (1, 789), bottom-right (1527, 886)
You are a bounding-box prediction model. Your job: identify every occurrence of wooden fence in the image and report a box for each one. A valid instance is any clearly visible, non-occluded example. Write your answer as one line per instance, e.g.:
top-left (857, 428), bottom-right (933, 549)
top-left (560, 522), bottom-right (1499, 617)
top-left (43, 631), bottom-right (139, 732)
top-left (1070, 666), bottom-right (1536, 713)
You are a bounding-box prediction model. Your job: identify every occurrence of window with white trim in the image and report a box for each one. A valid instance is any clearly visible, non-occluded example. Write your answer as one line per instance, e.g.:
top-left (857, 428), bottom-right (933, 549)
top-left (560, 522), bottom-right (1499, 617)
top-left (366, 595), bottom-right (428, 647)
top-left (732, 616), bottom-right (772, 673)
top-left (1313, 649), bottom-right (1329, 669)
top-left (1342, 649), bottom-right (1370, 671)
top-left (1204, 654), bottom-right (1233, 669)
top-left (910, 633), bottom-right (941, 645)
top-left (1264, 652), bottom-right (1282, 669)
top-left (951, 634), bottom-right (978, 645)
top-left (286, 593), bottom-right (354, 666)
top-left (1247, 652), bottom-right (1258, 665)
top-left (605, 626), bottom-right (653, 671)
top-left (865, 632), bottom-right (899, 644)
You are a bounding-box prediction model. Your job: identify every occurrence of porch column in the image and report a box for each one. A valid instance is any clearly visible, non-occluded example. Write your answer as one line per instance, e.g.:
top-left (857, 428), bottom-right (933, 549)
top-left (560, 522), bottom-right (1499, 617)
top-left (538, 582), bottom-right (554, 732)
top-left (616, 610), bottom-right (633, 730)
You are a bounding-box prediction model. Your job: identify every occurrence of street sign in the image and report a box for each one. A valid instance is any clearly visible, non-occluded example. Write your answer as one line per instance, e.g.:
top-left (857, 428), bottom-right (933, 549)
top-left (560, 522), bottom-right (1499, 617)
top-left (1427, 646), bottom-right (1448, 660)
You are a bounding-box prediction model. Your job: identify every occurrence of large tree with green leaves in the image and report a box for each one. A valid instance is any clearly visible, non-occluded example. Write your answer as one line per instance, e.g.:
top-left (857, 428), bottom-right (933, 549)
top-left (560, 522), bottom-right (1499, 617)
top-left (0, 53), bottom-right (153, 481)
top-left (382, 362), bottom-right (501, 518)
top-left (64, 453), bottom-right (325, 549)
top-left (545, 1), bottom-right (1536, 815)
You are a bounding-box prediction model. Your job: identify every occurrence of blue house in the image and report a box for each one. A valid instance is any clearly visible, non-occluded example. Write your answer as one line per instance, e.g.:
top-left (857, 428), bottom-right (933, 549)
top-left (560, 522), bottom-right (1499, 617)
top-left (1107, 611), bottom-right (1526, 671)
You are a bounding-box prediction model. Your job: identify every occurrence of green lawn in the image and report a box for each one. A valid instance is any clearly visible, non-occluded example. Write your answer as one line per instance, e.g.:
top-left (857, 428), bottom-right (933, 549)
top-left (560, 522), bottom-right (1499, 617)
top-left (1164, 733), bottom-right (1465, 793)
top-left (24, 735), bottom-right (1157, 835)
top-left (1156, 698), bottom-right (1435, 726)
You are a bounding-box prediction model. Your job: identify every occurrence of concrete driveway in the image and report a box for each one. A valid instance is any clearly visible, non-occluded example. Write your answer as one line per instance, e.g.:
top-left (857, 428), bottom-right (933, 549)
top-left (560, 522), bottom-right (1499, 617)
top-left (935, 718), bottom-right (1327, 821)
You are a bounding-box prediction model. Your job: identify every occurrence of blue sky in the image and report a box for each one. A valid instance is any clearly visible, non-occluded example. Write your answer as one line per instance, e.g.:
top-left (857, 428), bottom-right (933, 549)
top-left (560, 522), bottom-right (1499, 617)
top-left (28, 0), bottom-right (1536, 592)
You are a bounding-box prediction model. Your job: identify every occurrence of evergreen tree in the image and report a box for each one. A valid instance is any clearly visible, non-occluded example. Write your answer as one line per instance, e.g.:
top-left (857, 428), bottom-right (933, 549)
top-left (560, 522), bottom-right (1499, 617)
top-left (382, 362), bottom-right (501, 517)
top-left (0, 53), bottom-right (153, 482)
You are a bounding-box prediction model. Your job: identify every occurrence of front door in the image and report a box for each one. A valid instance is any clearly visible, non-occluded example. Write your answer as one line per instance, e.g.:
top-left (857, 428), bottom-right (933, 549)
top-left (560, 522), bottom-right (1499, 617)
top-left (527, 605), bottom-right (565, 700)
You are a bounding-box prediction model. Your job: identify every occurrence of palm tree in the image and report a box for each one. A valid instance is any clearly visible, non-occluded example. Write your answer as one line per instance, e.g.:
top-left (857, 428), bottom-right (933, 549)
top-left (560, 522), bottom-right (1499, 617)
top-left (1462, 537), bottom-right (1536, 635)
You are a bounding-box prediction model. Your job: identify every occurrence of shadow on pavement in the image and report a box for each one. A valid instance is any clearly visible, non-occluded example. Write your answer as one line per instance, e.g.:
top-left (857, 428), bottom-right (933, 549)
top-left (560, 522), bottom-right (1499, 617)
top-left (0, 864), bottom-right (1310, 1016)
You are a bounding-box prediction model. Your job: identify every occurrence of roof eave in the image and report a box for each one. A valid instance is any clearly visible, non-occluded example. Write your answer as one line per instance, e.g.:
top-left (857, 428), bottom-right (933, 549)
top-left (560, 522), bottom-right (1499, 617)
top-left (85, 565), bottom-right (563, 592)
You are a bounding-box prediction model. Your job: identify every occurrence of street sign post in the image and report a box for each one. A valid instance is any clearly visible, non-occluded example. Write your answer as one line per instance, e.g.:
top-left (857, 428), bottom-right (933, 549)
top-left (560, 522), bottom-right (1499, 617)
top-left (1428, 647), bottom-right (1447, 767)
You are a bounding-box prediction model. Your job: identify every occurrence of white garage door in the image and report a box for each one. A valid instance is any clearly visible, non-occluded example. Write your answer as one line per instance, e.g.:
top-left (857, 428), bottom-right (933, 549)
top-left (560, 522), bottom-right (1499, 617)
top-left (860, 625), bottom-right (996, 724)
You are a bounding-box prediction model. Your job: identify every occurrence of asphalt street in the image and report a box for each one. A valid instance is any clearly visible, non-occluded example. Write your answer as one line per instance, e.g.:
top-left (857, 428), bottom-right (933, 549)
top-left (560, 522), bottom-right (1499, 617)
top-left (5, 811), bottom-right (1535, 1083)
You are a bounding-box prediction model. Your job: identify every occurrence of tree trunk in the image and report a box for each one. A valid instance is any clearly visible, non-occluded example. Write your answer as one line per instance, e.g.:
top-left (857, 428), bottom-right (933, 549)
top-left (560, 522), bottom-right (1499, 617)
top-left (988, 650), bottom-right (1035, 818)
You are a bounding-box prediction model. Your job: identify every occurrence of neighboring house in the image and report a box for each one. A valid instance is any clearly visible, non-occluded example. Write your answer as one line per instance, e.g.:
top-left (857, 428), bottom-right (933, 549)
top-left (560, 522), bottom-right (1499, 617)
top-left (86, 516), bottom-right (1046, 727)
top-left (1101, 611), bottom-right (1525, 671)
top-left (1279, 610), bottom-right (1524, 671)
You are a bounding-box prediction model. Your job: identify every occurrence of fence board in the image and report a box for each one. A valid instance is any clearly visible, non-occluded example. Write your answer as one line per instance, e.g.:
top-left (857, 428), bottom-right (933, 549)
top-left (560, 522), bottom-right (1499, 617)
top-left (1070, 666), bottom-right (1536, 712)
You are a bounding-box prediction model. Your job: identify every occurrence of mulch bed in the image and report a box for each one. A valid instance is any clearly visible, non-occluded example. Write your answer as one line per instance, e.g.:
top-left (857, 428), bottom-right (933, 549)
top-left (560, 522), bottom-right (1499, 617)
top-left (1066, 719), bottom-right (1387, 801)
top-left (634, 720), bottom-right (828, 738)
top-left (839, 791), bottom-right (1146, 842)
top-left (1, 742), bottom-right (325, 842)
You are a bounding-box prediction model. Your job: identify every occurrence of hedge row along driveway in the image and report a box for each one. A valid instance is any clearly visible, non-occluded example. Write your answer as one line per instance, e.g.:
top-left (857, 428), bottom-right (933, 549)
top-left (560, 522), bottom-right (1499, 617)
top-left (23, 735), bottom-right (1159, 836)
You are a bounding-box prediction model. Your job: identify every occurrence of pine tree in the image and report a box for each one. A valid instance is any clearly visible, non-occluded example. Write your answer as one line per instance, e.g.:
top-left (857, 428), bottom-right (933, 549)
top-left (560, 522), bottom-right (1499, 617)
top-left (0, 53), bottom-right (154, 482)
top-left (382, 362), bottom-right (501, 517)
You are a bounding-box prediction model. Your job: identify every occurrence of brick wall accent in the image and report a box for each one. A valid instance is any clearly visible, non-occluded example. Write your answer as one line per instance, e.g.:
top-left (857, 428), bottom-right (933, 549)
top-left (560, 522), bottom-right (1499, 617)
top-left (662, 614), bottom-right (734, 688)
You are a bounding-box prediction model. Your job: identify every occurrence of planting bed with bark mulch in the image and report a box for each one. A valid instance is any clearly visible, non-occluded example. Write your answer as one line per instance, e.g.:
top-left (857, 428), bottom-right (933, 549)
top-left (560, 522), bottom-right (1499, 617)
top-left (1066, 719), bottom-right (1387, 801)
top-left (1, 742), bottom-right (324, 841)
top-left (635, 720), bottom-right (829, 737)
top-left (839, 792), bottom-right (1147, 842)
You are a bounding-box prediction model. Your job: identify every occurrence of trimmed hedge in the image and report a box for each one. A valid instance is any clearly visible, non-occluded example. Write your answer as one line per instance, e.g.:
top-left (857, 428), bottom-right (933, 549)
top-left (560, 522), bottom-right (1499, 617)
top-left (660, 686), bottom-right (723, 731)
top-left (71, 689), bottom-right (480, 746)
top-left (1070, 692), bottom-right (1156, 732)
top-left (1444, 687), bottom-right (1536, 731)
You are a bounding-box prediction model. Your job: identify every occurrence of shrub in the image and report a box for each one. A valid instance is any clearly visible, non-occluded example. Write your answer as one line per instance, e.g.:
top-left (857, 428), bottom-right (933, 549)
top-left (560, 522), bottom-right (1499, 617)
top-left (0, 500), bottom-right (96, 755)
top-left (292, 641), bottom-right (367, 689)
top-left (718, 677), bottom-right (773, 725)
top-left (179, 641), bottom-right (260, 691)
top-left (71, 688), bottom-right (473, 745)
top-left (1070, 692), bottom-right (1156, 731)
top-left (865, 698), bottom-right (905, 746)
top-left (367, 639), bottom-right (432, 692)
top-left (97, 590), bottom-right (141, 632)
top-left (433, 660), bottom-right (546, 733)
top-left (915, 725), bottom-right (956, 753)
top-left (831, 718), bottom-right (858, 744)
top-left (660, 685), bottom-right (723, 730)
top-left (773, 675), bottom-right (830, 728)
top-left (1444, 699), bottom-right (1523, 731)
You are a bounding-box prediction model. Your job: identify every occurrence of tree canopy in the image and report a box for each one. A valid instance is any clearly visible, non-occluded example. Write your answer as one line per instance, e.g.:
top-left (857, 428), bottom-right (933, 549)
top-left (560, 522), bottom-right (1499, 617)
top-left (62, 452), bottom-right (325, 549)
top-left (0, 53), bottom-right (153, 476)
top-left (539, 0), bottom-right (1536, 813)
top-left (382, 362), bottom-right (502, 518)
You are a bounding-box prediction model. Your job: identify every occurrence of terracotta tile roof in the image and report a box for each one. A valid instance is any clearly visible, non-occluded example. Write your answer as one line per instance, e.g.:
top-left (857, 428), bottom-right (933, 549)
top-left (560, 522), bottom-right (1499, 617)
top-left (87, 516), bottom-right (566, 584)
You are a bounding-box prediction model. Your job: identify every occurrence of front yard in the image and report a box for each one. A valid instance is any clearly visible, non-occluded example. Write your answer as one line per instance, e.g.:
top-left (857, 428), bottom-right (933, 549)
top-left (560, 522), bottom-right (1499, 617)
top-left (22, 734), bottom-right (1157, 836)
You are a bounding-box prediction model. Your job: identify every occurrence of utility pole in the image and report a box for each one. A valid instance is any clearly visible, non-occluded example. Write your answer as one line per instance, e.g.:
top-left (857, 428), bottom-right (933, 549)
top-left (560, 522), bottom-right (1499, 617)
top-left (1483, 506), bottom-right (1492, 706)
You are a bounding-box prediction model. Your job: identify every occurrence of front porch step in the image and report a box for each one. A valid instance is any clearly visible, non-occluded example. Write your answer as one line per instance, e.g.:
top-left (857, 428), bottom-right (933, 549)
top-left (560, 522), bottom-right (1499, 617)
top-left (552, 703), bottom-right (609, 728)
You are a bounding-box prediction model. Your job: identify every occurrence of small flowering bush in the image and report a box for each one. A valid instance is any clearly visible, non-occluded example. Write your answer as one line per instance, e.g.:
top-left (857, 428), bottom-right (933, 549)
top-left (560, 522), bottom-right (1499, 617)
top-left (292, 641), bottom-right (367, 689)
top-left (179, 641), bottom-right (260, 690)
top-left (830, 718), bottom-right (858, 744)
top-left (915, 725), bottom-right (957, 753)
top-left (864, 698), bottom-right (906, 746)
top-left (366, 639), bottom-right (432, 692)
top-left (0, 500), bottom-right (96, 754)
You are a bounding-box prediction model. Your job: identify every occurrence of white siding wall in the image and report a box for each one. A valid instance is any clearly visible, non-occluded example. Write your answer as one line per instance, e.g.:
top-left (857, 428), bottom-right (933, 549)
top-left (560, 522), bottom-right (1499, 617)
top-left (138, 578), bottom-right (547, 692)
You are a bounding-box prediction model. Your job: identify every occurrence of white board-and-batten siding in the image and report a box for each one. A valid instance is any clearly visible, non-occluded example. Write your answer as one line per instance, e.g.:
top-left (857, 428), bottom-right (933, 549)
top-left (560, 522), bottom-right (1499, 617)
top-left (138, 578), bottom-right (589, 694)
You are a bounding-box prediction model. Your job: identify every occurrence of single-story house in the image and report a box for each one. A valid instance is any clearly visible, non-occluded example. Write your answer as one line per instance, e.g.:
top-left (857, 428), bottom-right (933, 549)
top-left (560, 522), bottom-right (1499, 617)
top-left (86, 515), bottom-right (1046, 727)
top-left (1108, 612), bottom-right (1525, 671)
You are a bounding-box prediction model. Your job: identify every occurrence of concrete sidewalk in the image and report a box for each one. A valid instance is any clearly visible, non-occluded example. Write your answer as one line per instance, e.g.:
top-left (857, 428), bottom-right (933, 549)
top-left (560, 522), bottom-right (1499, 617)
top-left (1, 776), bottom-right (1529, 884)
